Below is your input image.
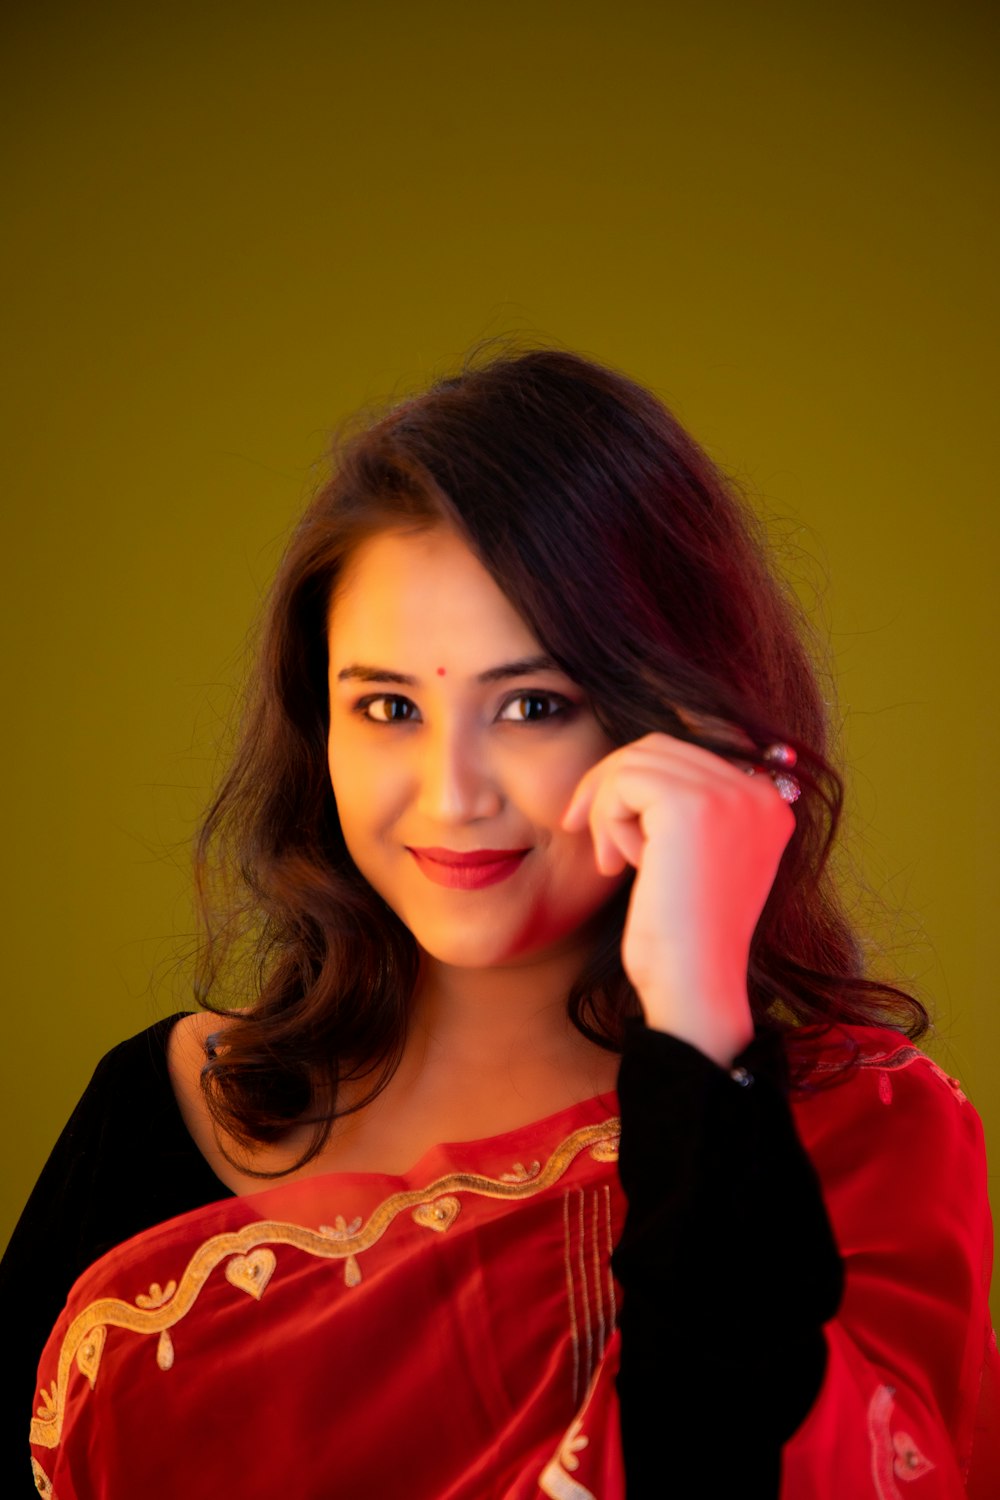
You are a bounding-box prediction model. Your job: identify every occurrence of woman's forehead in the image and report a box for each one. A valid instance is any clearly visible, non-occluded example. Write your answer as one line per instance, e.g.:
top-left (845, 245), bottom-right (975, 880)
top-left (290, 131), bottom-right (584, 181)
top-left (328, 526), bottom-right (543, 663)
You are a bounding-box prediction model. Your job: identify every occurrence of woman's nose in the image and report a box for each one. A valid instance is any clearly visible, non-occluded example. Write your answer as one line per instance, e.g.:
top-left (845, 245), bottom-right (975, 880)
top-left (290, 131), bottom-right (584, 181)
top-left (415, 724), bottom-right (502, 824)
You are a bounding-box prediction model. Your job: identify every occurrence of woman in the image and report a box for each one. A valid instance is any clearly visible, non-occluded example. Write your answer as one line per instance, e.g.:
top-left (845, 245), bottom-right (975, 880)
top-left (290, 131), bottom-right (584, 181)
top-left (5, 347), bottom-right (997, 1497)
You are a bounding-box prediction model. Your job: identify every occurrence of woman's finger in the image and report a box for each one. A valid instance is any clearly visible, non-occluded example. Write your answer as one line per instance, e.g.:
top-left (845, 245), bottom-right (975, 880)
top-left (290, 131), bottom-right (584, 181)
top-left (593, 811), bottom-right (645, 874)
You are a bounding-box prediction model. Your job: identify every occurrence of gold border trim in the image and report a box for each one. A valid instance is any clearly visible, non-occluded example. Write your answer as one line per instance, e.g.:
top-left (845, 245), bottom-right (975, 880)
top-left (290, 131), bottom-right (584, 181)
top-left (32, 1117), bottom-right (619, 1450)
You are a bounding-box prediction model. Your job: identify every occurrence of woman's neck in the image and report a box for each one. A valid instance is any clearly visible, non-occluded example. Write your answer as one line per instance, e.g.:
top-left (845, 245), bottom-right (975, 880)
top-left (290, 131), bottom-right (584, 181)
top-left (388, 946), bottom-right (616, 1104)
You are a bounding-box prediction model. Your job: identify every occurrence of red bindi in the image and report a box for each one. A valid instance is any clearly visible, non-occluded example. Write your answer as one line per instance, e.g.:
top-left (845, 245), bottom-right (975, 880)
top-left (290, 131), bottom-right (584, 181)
top-left (436, 667), bottom-right (446, 676)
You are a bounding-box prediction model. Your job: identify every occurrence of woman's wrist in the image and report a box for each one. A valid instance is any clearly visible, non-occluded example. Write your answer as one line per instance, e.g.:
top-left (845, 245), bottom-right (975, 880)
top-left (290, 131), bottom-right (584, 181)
top-left (634, 986), bottom-right (754, 1070)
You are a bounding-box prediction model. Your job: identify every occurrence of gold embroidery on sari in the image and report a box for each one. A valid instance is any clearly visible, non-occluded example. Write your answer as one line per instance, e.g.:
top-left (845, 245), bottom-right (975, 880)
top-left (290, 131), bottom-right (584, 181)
top-left (562, 1183), bottom-right (617, 1399)
top-left (318, 1214), bottom-right (362, 1239)
top-left (810, 1046), bottom-right (968, 1104)
top-left (30, 1455), bottom-right (56, 1497)
top-left (135, 1280), bottom-right (176, 1309)
top-left (601, 1184), bottom-right (617, 1337)
top-left (575, 1191), bottom-right (594, 1391)
top-left (590, 1191), bottom-right (606, 1363)
top-left (35, 1383), bottom-right (57, 1422)
top-left (810, 1045), bottom-right (925, 1075)
top-left (539, 1413), bottom-right (595, 1499)
top-left (500, 1160), bottom-right (541, 1182)
top-left (559, 1413), bottom-right (589, 1471)
top-left (411, 1195), bottom-right (461, 1232)
top-left (75, 1326), bottom-right (106, 1388)
top-left (225, 1248), bottom-right (277, 1300)
top-left (156, 1330), bottom-right (175, 1371)
top-left (318, 1215), bottom-right (365, 1284)
top-left (563, 1191), bottom-right (581, 1402)
top-left (31, 1117), bottom-right (620, 1451)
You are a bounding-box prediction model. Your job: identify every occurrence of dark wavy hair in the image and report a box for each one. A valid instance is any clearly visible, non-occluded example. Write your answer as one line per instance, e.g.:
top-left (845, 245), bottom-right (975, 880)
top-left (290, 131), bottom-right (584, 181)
top-left (195, 343), bottom-right (927, 1170)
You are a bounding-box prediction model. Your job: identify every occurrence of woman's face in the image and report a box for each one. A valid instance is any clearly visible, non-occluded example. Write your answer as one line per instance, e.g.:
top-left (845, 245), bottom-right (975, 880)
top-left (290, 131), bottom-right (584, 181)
top-left (326, 525), bottom-right (626, 973)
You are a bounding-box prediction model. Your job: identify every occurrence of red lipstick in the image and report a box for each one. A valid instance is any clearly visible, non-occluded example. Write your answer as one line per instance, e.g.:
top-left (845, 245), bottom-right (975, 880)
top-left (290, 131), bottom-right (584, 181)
top-left (406, 847), bottom-right (530, 890)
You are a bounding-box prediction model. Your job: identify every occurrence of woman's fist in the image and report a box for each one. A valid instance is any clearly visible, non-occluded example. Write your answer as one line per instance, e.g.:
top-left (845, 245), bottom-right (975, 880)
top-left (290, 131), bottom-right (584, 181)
top-left (562, 732), bottom-right (796, 1066)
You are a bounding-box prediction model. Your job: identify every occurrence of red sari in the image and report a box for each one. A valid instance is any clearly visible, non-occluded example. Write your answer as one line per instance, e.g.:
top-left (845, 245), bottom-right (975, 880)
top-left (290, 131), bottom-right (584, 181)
top-left (28, 1028), bottom-right (1000, 1498)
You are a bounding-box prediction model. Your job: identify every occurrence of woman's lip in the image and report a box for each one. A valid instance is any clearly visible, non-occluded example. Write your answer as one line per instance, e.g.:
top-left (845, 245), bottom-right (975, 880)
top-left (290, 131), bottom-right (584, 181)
top-left (407, 846), bottom-right (531, 867)
top-left (406, 848), bottom-right (530, 890)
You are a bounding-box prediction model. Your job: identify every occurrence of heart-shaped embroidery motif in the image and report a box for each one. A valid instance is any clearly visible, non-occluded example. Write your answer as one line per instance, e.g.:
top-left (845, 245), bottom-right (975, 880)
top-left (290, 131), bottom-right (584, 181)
top-left (412, 1196), bottom-right (461, 1233)
top-left (225, 1248), bottom-right (277, 1300)
top-left (76, 1326), bottom-right (107, 1388)
top-left (893, 1431), bottom-right (934, 1481)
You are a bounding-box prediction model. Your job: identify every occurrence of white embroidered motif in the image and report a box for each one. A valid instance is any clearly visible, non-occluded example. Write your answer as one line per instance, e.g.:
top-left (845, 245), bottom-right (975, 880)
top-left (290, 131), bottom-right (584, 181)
top-left (539, 1414), bottom-right (596, 1499)
top-left (539, 1363), bottom-right (609, 1500)
top-left (537, 1460), bottom-right (597, 1500)
top-left (868, 1385), bottom-right (935, 1497)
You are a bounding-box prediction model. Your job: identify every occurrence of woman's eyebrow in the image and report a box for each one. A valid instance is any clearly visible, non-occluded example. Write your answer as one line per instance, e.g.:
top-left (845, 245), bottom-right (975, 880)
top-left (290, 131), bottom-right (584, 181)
top-left (336, 664), bottom-right (417, 686)
top-left (335, 654), bottom-right (561, 687)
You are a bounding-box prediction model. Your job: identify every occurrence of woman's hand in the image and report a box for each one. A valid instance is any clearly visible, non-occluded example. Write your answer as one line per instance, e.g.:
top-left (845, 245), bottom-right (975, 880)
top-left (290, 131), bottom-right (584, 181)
top-left (561, 732), bottom-right (796, 1068)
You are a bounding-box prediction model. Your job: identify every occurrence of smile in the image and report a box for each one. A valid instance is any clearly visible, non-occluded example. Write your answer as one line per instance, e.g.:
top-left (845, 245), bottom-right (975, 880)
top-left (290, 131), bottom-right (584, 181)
top-left (406, 847), bottom-right (531, 890)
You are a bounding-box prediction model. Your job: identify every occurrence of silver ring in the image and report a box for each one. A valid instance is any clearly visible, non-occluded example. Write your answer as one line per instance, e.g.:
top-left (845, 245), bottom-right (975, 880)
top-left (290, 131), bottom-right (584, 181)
top-left (771, 771), bottom-right (801, 803)
top-left (763, 742), bottom-right (797, 769)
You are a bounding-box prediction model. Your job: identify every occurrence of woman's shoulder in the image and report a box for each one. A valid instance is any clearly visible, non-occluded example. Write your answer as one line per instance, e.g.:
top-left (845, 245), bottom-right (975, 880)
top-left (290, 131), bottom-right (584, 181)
top-left (786, 1024), bottom-right (993, 1349)
top-left (163, 1010), bottom-right (289, 1195)
top-left (90, 1011), bottom-right (193, 1084)
top-left (162, 1009), bottom-right (218, 1083)
top-left (791, 1021), bottom-right (968, 1097)
top-left (52, 1010), bottom-right (228, 1199)
top-left (788, 1022), bottom-right (984, 1182)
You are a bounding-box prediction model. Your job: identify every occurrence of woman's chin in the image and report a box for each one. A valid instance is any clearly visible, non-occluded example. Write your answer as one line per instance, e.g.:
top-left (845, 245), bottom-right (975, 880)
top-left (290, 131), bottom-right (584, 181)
top-left (414, 934), bottom-right (530, 972)
top-left (411, 918), bottom-right (590, 976)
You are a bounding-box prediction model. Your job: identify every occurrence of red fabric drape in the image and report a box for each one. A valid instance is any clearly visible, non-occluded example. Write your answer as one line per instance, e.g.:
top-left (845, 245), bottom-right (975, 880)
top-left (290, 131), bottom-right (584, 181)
top-left (28, 1028), bottom-right (999, 1499)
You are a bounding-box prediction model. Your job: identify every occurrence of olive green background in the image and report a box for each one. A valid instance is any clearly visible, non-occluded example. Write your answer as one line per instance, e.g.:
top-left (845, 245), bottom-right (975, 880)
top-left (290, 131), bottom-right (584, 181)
top-left (2, 0), bottom-right (997, 1326)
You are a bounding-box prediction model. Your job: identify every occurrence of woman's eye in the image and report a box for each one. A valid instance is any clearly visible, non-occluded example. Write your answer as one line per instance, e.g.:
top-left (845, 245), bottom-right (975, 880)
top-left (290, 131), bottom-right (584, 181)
top-left (358, 695), bottom-right (419, 724)
top-left (498, 693), bottom-right (569, 723)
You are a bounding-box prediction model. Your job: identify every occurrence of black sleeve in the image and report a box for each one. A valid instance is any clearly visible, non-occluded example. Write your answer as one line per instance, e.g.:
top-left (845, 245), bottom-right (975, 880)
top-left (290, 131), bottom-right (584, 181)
top-left (613, 1021), bottom-right (844, 1500)
top-left (0, 1014), bottom-right (232, 1488)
